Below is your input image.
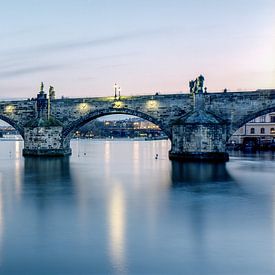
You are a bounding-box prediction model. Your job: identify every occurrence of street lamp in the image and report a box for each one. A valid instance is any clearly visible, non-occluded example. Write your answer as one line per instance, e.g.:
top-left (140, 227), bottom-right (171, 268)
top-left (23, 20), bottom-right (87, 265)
top-left (114, 83), bottom-right (118, 99)
top-left (5, 105), bottom-right (15, 114)
top-left (118, 86), bottom-right (121, 99)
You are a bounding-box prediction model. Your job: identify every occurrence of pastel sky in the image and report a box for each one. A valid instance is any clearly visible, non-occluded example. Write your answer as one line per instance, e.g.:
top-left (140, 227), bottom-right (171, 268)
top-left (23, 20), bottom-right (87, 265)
top-left (0, 0), bottom-right (275, 99)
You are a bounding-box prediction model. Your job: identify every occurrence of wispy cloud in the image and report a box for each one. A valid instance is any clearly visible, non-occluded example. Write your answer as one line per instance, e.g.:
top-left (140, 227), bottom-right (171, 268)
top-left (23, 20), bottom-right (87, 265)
top-left (0, 51), bottom-right (138, 79)
top-left (0, 64), bottom-right (64, 79)
top-left (2, 28), bottom-right (178, 57)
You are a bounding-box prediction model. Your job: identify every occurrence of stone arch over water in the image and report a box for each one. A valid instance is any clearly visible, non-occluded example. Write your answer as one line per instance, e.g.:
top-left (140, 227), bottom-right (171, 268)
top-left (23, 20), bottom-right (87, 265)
top-left (62, 107), bottom-right (172, 141)
top-left (227, 105), bottom-right (275, 141)
top-left (0, 114), bottom-right (24, 138)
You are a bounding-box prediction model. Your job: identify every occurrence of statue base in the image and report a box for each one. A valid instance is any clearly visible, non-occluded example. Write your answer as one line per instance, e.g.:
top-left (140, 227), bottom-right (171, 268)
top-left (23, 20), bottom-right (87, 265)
top-left (169, 151), bottom-right (229, 162)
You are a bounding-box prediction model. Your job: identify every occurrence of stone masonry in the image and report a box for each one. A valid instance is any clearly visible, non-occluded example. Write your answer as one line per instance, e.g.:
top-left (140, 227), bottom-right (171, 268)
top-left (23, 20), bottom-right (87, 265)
top-left (0, 85), bottom-right (275, 161)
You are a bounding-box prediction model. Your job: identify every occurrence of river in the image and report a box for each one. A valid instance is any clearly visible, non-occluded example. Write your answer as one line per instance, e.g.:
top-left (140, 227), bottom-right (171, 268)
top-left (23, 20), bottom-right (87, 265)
top-left (0, 139), bottom-right (274, 274)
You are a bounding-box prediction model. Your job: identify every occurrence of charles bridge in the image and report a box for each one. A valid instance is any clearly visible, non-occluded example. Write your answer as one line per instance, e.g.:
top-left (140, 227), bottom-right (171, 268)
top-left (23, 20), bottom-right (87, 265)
top-left (0, 77), bottom-right (275, 162)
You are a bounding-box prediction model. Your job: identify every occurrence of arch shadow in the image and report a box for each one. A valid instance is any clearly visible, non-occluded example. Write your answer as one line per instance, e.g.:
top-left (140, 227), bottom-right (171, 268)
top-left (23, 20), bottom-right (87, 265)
top-left (0, 113), bottom-right (24, 138)
top-left (63, 107), bottom-right (172, 140)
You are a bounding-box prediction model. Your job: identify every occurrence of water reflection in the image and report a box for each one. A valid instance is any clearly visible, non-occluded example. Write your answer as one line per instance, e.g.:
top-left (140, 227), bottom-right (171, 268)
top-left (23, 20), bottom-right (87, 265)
top-left (273, 191), bottom-right (275, 265)
top-left (104, 141), bottom-right (111, 164)
top-left (14, 142), bottom-right (22, 199)
top-left (0, 173), bottom-right (4, 265)
top-left (0, 141), bottom-right (274, 274)
top-left (171, 161), bottom-right (233, 186)
top-left (108, 184), bottom-right (127, 273)
top-left (230, 150), bottom-right (275, 161)
top-left (104, 141), bottom-right (111, 178)
top-left (23, 157), bottom-right (74, 199)
top-left (132, 141), bottom-right (140, 176)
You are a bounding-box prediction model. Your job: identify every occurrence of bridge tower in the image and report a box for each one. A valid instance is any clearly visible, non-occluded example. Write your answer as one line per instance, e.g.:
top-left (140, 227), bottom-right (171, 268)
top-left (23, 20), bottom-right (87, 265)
top-left (169, 76), bottom-right (229, 162)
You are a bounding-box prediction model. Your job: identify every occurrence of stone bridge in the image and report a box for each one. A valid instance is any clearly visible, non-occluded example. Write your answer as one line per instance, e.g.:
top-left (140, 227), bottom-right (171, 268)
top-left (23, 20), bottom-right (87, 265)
top-left (1, 86), bottom-right (275, 161)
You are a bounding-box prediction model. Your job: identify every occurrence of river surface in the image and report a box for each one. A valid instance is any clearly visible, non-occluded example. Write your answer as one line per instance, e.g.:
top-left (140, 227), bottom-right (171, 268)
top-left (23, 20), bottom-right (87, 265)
top-left (0, 139), bottom-right (274, 274)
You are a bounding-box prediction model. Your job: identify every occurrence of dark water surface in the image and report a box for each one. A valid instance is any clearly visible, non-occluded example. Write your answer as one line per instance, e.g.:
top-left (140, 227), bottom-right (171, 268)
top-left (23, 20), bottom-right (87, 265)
top-left (0, 140), bottom-right (274, 274)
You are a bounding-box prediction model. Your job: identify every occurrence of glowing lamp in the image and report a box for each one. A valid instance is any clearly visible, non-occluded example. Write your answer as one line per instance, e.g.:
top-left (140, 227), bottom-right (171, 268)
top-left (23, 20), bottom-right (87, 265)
top-left (78, 103), bottom-right (90, 113)
top-left (5, 105), bottom-right (15, 114)
top-left (146, 100), bottom-right (158, 109)
top-left (113, 101), bottom-right (123, 108)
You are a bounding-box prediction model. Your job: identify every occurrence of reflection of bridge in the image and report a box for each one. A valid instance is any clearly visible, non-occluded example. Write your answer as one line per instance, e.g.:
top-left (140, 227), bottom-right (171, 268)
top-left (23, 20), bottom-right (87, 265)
top-left (0, 86), bottom-right (275, 161)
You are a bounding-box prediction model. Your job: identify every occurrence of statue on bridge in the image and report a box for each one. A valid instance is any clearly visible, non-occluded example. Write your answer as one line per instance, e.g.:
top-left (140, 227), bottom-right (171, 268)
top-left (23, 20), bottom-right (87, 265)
top-left (189, 75), bottom-right (205, 94)
top-left (40, 82), bottom-right (44, 94)
top-left (49, 86), bottom-right (56, 100)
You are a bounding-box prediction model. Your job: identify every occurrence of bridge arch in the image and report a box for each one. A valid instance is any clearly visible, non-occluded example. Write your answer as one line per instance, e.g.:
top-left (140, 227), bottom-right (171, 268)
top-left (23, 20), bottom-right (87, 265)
top-left (62, 107), bottom-right (172, 140)
top-left (228, 105), bottom-right (275, 140)
top-left (0, 114), bottom-right (24, 138)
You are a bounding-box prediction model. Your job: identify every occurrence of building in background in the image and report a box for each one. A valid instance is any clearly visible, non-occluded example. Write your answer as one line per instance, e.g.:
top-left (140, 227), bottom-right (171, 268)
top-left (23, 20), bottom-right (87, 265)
top-left (75, 117), bottom-right (167, 140)
top-left (229, 112), bottom-right (275, 148)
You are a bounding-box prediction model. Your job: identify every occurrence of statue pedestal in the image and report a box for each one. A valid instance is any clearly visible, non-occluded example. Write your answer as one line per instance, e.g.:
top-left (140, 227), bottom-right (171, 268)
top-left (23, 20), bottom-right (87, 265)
top-left (169, 110), bottom-right (229, 162)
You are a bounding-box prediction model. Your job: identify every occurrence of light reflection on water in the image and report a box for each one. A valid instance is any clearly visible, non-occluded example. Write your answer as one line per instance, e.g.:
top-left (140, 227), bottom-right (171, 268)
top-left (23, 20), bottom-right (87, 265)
top-left (108, 183), bottom-right (126, 274)
top-left (0, 173), bottom-right (4, 266)
top-left (0, 140), bottom-right (274, 274)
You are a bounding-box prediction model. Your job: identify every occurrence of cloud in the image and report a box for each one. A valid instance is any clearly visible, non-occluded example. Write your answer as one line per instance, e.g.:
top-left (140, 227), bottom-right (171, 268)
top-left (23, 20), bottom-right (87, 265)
top-left (97, 63), bottom-right (129, 70)
top-left (0, 50), bottom-right (140, 80)
top-left (2, 28), bottom-right (178, 58)
top-left (0, 64), bottom-right (64, 79)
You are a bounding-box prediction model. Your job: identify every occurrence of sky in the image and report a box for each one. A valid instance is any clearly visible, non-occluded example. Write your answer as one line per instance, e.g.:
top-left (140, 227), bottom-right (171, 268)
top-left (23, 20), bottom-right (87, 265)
top-left (0, 0), bottom-right (275, 99)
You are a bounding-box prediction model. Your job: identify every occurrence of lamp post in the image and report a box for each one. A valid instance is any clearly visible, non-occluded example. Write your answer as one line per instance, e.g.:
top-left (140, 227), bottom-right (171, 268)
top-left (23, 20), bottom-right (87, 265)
top-left (118, 86), bottom-right (121, 99)
top-left (114, 83), bottom-right (118, 99)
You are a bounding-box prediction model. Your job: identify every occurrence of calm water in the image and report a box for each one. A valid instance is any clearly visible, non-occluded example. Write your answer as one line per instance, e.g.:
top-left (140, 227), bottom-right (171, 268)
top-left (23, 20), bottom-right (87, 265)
top-left (0, 139), bottom-right (275, 274)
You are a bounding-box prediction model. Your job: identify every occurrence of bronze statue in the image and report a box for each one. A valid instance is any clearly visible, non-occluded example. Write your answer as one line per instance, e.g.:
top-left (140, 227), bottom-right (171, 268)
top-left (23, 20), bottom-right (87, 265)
top-left (197, 75), bottom-right (204, 93)
top-left (49, 86), bottom-right (53, 93)
top-left (49, 86), bottom-right (56, 99)
top-left (189, 75), bottom-right (205, 94)
top-left (189, 80), bottom-right (195, 93)
top-left (40, 82), bottom-right (44, 93)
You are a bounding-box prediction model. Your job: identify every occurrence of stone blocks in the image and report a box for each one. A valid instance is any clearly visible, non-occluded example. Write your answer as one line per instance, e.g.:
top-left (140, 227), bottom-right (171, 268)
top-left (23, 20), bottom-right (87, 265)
top-left (23, 126), bottom-right (71, 156)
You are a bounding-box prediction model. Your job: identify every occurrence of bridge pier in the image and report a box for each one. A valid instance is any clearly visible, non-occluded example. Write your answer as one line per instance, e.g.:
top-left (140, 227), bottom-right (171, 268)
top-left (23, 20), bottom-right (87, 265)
top-left (169, 109), bottom-right (229, 162)
top-left (22, 86), bottom-right (71, 157)
top-left (22, 121), bottom-right (71, 157)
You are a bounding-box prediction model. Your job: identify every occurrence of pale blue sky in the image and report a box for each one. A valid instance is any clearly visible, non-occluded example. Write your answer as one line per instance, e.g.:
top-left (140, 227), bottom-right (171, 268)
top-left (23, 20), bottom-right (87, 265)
top-left (0, 0), bottom-right (274, 98)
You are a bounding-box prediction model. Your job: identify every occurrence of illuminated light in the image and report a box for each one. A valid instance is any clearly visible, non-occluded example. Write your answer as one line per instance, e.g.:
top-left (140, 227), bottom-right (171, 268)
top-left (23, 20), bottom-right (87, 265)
top-left (146, 100), bottom-right (158, 109)
top-left (0, 174), bottom-right (4, 265)
top-left (113, 101), bottom-right (124, 109)
top-left (5, 105), bottom-right (15, 114)
top-left (114, 83), bottom-right (118, 99)
top-left (108, 184), bottom-right (126, 273)
top-left (132, 141), bottom-right (140, 178)
top-left (104, 141), bottom-right (110, 163)
top-left (15, 141), bottom-right (22, 199)
top-left (78, 103), bottom-right (91, 113)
